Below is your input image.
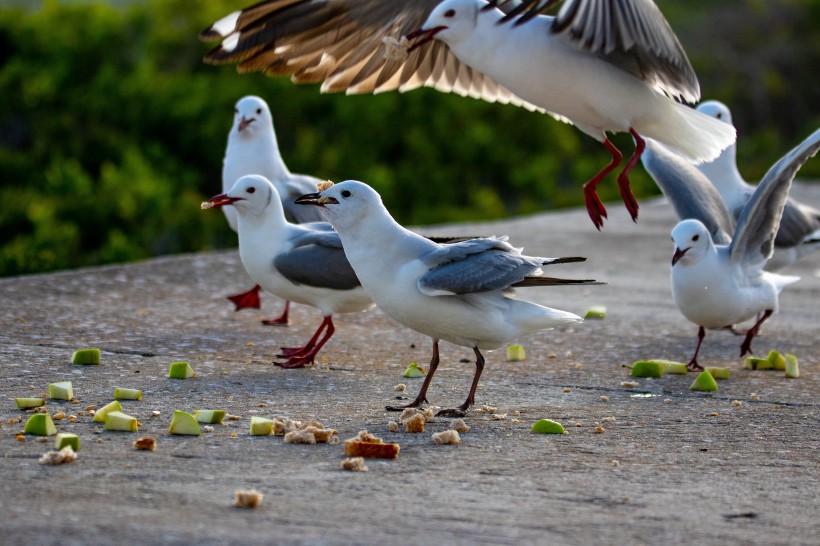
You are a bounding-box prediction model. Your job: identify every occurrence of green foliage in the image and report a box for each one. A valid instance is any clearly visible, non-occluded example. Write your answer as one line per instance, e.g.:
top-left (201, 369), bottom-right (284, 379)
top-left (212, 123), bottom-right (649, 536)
top-left (1, 0), bottom-right (818, 276)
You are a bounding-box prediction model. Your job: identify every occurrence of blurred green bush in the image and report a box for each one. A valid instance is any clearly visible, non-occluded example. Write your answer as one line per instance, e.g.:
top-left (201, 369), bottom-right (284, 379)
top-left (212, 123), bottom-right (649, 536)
top-left (1, 0), bottom-right (818, 276)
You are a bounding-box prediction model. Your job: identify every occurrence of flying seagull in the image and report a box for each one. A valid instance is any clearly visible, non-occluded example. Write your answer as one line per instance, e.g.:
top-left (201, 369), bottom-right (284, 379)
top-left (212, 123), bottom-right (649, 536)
top-left (667, 131), bottom-right (820, 370)
top-left (296, 180), bottom-right (601, 416)
top-left (221, 95), bottom-right (326, 325)
top-left (201, 0), bottom-right (735, 229)
top-left (204, 175), bottom-right (375, 368)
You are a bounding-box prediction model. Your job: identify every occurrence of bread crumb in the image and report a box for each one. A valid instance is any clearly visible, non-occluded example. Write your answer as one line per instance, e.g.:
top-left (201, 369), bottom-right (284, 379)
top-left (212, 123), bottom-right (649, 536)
top-left (341, 457), bottom-right (368, 472)
top-left (86, 405), bottom-right (95, 411)
top-left (202, 425), bottom-right (214, 433)
top-left (39, 446), bottom-right (77, 465)
top-left (421, 407), bottom-right (435, 419)
top-left (301, 426), bottom-right (338, 443)
top-left (731, 400), bottom-right (742, 407)
top-left (399, 408), bottom-right (421, 422)
top-left (393, 383), bottom-right (407, 392)
top-left (611, 460), bottom-right (620, 466)
top-left (233, 489), bottom-right (263, 508)
top-left (451, 419), bottom-right (470, 433)
top-left (548, 353), bottom-right (558, 359)
top-left (226, 414), bottom-right (241, 421)
top-left (16, 433), bottom-right (26, 442)
top-left (601, 416), bottom-right (616, 423)
top-left (574, 423), bottom-right (583, 427)
top-left (316, 180), bottom-right (335, 191)
top-left (133, 437), bottom-right (156, 451)
top-left (511, 418), bottom-right (522, 424)
top-left (711, 412), bottom-right (719, 416)
top-left (284, 430), bottom-right (317, 444)
top-left (480, 405), bottom-right (497, 413)
top-left (68, 415), bottom-right (77, 422)
top-left (595, 426), bottom-right (605, 433)
top-left (387, 421), bottom-right (399, 433)
top-left (151, 411), bottom-right (161, 417)
top-left (663, 399), bottom-right (672, 404)
top-left (230, 432), bottom-right (237, 437)
top-left (562, 387), bottom-right (571, 393)
top-left (432, 430), bottom-right (461, 445)
top-left (343, 431), bottom-right (400, 459)
top-left (600, 395), bottom-right (610, 402)
top-left (491, 413), bottom-right (507, 420)
top-left (620, 381), bottom-right (639, 388)
top-left (357, 430), bottom-right (381, 443)
top-left (751, 393), bottom-right (761, 400)
top-left (403, 413), bottom-right (425, 433)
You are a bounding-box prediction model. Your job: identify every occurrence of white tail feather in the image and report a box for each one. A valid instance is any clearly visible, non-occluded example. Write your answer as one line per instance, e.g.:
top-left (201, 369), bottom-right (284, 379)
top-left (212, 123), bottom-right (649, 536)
top-left (642, 102), bottom-right (737, 165)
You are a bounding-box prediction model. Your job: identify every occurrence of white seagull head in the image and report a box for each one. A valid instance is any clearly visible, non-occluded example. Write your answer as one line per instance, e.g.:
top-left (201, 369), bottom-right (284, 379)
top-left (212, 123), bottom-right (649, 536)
top-left (671, 219), bottom-right (713, 266)
top-left (696, 100), bottom-right (733, 126)
top-left (232, 95), bottom-right (273, 136)
top-left (295, 180), bottom-right (384, 229)
top-left (208, 174), bottom-right (282, 218)
top-left (409, 0), bottom-right (481, 50)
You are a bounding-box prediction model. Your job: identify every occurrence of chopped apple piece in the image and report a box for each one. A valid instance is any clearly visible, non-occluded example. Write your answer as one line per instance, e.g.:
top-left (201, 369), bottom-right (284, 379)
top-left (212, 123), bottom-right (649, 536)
top-left (530, 419), bottom-right (565, 434)
top-left (690, 371), bottom-right (718, 392)
top-left (48, 381), bottom-right (73, 401)
top-left (92, 400), bottom-right (123, 423)
top-left (15, 397), bottom-right (46, 409)
top-left (583, 305), bottom-right (606, 319)
top-left (104, 411), bottom-right (138, 432)
top-left (650, 360), bottom-right (689, 374)
top-left (113, 387), bottom-right (143, 400)
top-left (743, 356), bottom-right (775, 370)
top-left (767, 350), bottom-right (786, 371)
top-left (193, 409), bottom-right (226, 424)
top-left (71, 348), bottom-right (100, 365)
top-left (630, 361), bottom-right (663, 378)
top-left (54, 432), bottom-right (80, 451)
top-left (168, 410), bottom-right (201, 436)
top-left (249, 416), bottom-right (274, 436)
top-left (167, 361), bottom-right (195, 379)
top-left (784, 354), bottom-right (799, 378)
top-left (506, 345), bottom-right (526, 361)
top-left (705, 367), bottom-right (730, 380)
top-left (24, 413), bottom-right (57, 436)
top-left (402, 362), bottom-right (425, 378)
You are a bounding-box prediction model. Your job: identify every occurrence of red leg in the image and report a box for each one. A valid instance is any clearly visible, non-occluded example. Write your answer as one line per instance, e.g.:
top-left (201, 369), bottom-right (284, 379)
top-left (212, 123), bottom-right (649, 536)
top-left (227, 284), bottom-right (262, 311)
top-left (583, 139), bottom-right (623, 230)
top-left (740, 310), bottom-right (772, 357)
top-left (276, 316), bottom-right (335, 368)
top-left (262, 300), bottom-right (291, 327)
top-left (387, 340), bottom-right (440, 411)
top-left (687, 326), bottom-right (706, 371)
top-left (278, 316), bottom-right (328, 357)
top-left (616, 129), bottom-right (644, 222)
top-left (437, 347), bottom-right (485, 417)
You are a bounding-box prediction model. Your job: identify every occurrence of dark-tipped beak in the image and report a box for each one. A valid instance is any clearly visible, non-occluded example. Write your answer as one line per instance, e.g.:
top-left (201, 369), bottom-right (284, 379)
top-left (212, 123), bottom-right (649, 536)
top-left (406, 26), bottom-right (446, 52)
top-left (238, 117), bottom-right (254, 132)
top-left (295, 193), bottom-right (338, 207)
top-left (671, 247), bottom-right (689, 266)
top-left (202, 193), bottom-right (241, 209)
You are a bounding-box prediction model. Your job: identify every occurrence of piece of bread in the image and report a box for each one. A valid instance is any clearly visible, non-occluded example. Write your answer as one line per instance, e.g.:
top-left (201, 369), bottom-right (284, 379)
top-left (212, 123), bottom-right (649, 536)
top-left (343, 430), bottom-right (400, 459)
top-left (432, 430), bottom-right (461, 445)
top-left (233, 489), bottom-right (263, 508)
top-left (340, 457), bottom-right (368, 472)
top-left (133, 437), bottom-right (157, 451)
top-left (403, 413), bottom-right (425, 433)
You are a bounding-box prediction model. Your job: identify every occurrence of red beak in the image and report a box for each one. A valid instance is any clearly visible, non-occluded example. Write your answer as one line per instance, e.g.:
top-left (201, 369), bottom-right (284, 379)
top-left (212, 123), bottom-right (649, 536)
top-left (238, 117), bottom-right (254, 132)
top-left (406, 26), bottom-right (447, 52)
top-left (207, 193), bottom-right (241, 208)
top-left (672, 247), bottom-right (689, 266)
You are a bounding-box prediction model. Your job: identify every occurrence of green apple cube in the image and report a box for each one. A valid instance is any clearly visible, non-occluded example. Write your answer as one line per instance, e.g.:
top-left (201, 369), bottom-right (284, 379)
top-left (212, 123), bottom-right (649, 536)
top-left (104, 411), bottom-right (138, 432)
top-left (531, 419), bottom-right (565, 434)
top-left (24, 413), bottom-right (57, 436)
top-left (784, 354), bottom-right (799, 378)
top-left (767, 350), bottom-right (786, 371)
top-left (583, 305), bottom-right (606, 319)
top-left (656, 360), bottom-right (689, 374)
top-left (168, 361), bottom-right (195, 379)
top-left (743, 356), bottom-right (775, 370)
top-left (403, 362), bottom-right (425, 378)
top-left (249, 416), bottom-right (273, 436)
top-left (15, 397), bottom-right (46, 409)
top-left (194, 409), bottom-right (226, 424)
top-left (71, 348), bottom-right (100, 365)
top-left (113, 387), bottom-right (143, 401)
top-left (92, 400), bottom-right (123, 423)
top-left (168, 410), bottom-right (201, 436)
top-left (54, 432), bottom-right (80, 451)
top-left (48, 381), bottom-right (73, 401)
top-left (706, 367), bottom-right (730, 380)
top-left (631, 361), bottom-right (663, 378)
top-left (690, 371), bottom-right (718, 392)
top-left (506, 345), bottom-right (526, 361)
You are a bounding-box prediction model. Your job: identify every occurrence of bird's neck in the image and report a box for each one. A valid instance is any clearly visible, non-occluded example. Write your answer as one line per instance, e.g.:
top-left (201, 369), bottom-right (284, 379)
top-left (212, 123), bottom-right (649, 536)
top-left (698, 142), bottom-right (745, 192)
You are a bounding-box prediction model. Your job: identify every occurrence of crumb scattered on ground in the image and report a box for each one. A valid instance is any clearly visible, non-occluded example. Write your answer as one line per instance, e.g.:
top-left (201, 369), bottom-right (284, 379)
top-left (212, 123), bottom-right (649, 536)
top-left (451, 419), bottom-right (470, 433)
top-left (432, 430), bottom-right (461, 445)
top-left (600, 395), bottom-right (610, 402)
top-left (595, 426), bottom-right (605, 433)
top-left (39, 446), bottom-right (77, 465)
top-left (133, 437), bottom-right (156, 451)
top-left (387, 421), bottom-right (399, 433)
top-left (403, 413), bottom-right (425, 433)
top-left (731, 400), bottom-right (742, 407)
top-left (233, 489), bottom-right (263, 508)
top-left (341, 457), bottom-right (368, 472)
top-left (492, 413), bottom-right (507, 420)
top-left (284, 430), bottom-right (316, 444)
top-left (621, 381), bottom-right (639, 388)
top-left (394, 384), bottom-right (407, 392)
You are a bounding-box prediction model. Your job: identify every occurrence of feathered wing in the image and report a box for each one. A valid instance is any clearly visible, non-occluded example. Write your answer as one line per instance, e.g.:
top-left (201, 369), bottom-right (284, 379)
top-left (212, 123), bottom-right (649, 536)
top-left (274, 228), bottom-right (361, 289)
top-left (730, 128), bottom-right (820, 268)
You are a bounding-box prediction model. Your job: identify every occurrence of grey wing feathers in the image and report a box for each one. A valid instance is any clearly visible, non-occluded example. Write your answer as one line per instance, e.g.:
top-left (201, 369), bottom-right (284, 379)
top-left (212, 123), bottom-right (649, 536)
top-left (419, 236), bottom-right (517, 269)
top-left (730, 128), bottom-right (820, 266)
top-left (418, 248), bottom-right (545, 295)
top-left (274, 230), bottom-right (360, 289)
top-left (775, 199), bottom-right (820, 247)
top-left (642, 138), bottom-right (734, 244)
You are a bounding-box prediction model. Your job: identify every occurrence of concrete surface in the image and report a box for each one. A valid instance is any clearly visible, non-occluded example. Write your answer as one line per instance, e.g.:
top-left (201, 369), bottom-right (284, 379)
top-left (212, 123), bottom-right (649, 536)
top-left (1, 187), bottom-right (818, 546)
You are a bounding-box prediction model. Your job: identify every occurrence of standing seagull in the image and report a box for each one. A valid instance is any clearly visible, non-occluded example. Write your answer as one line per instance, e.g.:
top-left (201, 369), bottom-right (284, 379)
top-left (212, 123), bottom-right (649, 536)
top-left (296, 180), bottom-right (601, 416)
top-left (204, 175), bottom-right (375, 368)
top-left (695, 100), bottom-right (820, 270)
top-left (222, 95), bottom-right (326, 325)
top-left (200, 0), bottom-right (735, 229)
top-left (668, 132), bottom-right (820, 370)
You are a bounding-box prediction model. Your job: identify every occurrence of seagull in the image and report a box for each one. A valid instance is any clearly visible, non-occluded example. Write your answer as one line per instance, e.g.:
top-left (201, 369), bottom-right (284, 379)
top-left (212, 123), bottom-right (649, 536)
top-left (694, 100), bottom-right (820, 271)
top-left (667, 131), bottom-right (820, 370)
top-left (204, 175), bottom-right (375, 368)
top-left (295, 180), bottom-right (601, 416)
top-left (200, 0), bottom-right (735, 230)
top-left (222, 95), bottom-right (326, 325)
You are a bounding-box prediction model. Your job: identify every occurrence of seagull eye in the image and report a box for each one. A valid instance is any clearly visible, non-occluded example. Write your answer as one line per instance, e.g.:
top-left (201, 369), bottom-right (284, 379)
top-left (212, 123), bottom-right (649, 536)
top-left (692, 234), bottom-right (699, 242)
top-left (716, 113), bottom-right (722, 119)
top-left (247, 187), bottom-right (256, 194)
top-left (256, 108), bottom-right (262, 115)
top-left (341, 190), bottom-right (351, 198)
top-left (444, 8), bottom-right (455, 17)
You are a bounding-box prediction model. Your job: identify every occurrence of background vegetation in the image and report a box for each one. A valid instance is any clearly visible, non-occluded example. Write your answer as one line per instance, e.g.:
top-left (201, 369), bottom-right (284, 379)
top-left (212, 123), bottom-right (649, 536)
top-left (1, 0), bottom-right (818, 276)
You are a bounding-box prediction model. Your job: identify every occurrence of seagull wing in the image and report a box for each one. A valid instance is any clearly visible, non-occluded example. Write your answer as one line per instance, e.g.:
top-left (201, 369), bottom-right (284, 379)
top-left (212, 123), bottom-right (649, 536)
top-left (200, 0), bottom-right (542, 110)
top-left (274, 227), bottom-right (361, 289)
top-left (642, 138), bottom-right (734, 244)
top-left (730, 128), bottom-right (820, 268)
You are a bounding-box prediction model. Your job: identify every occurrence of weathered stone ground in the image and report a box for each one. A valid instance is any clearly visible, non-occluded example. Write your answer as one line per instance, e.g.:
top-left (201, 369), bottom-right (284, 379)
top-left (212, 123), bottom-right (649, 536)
top-left (1, 187), bottom-right (818, 546)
